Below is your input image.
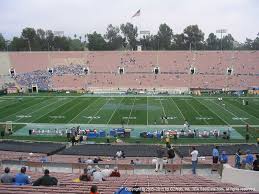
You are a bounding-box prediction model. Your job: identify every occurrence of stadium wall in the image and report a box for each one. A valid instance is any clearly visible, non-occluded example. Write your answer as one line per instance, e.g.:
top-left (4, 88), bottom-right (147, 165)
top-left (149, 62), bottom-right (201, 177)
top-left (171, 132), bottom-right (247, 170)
top-left (222, 164), bottom-right (259, 191)
top-left (1, 51), bottom-right (259, 91)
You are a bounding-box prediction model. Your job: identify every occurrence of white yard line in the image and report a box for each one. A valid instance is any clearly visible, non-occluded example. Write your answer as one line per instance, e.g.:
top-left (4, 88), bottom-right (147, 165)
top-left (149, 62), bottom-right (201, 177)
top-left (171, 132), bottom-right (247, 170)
top-left (197, 99), bottom-right (230, 125)
top-left (87, 98), bottom-right (112, 124)
top-left (1, 98), bottom-right (49, 120)
top-left (127, 97), bottom-right (137, 125)
top-left (226, 100), bottom-right (259, 121)
top-left (68, 98), bottom-right (100, 123)
top-left (106, 97), bottom-right (124, 125)
top-left (159, 97), bottom-right (167, 116)
top-left (50, 98), bottom-right (85, 123)
top-left (210, 99), bottom-right (247, 124)
top-left (30, 98), bottom-right (75, 123)
top-left (169, 98), bottom-right (186, 120)
top-left (0, 99), bottom-right (17, 109)
top-left (184, 99), bottom-right (210, 125)
top-left (14, 98), bottom-right (58, 122)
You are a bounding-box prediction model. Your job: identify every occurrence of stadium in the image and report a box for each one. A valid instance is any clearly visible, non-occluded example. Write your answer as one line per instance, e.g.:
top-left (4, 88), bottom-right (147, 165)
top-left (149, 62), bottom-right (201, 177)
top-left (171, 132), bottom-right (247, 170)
top-left (0, 1), bottom-right (259, 194)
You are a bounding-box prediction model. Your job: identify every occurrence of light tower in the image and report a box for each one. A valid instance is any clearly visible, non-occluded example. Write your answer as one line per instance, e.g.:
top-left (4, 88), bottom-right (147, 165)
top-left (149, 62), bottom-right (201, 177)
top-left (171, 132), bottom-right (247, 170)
top-left (216, 29), bottom-right (227, 51)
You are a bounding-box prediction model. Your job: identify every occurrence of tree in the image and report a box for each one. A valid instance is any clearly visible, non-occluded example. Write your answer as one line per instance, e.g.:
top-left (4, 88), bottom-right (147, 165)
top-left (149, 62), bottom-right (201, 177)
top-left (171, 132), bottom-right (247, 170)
top-left (104, 24), bottom-right (124, 50)
top-left (69, 39), bottom-right (84, 51)
top-left (87, 31), bottom-right (107, 51)
top-left (46, 30), bottom-right (54, 51)
top-left (172, 33), bottom-right (187, 50)
top-left (36, 29), bottom-right (46, 40)
top-left (10, 37), bottom-right (27, 51)
top-left (21, 27), bottom-right (37, 51)
top-left (21, 27), bottom-right (36, 41)
top-left (120, 23), bottom-right (138, 50)
top-left (140, 35), bottom-right (157, 50)
top-left (252, 33), bottom-right (259, 50)
top-left (206, 33), bottom-right (219, 50)
top-left (243, 38), bottom-right (254, 50)
top-left (157, 23), bottom-right (173, 50)
top-left (35, 29), bottom-right (47, 51)
top-left (53, 36), bottom-right (70, 51)
top-left (221, 34), bottom-right (234, 50)
top-left (183, 25), bottom-right (205, 50)
top-left (0, 33), bottom-right (5, 51)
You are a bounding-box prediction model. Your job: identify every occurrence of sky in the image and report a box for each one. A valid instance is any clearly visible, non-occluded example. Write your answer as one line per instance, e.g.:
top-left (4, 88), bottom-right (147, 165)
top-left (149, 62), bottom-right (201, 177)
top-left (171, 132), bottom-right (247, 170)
top-left (0, 0), bottom-right (259, 42)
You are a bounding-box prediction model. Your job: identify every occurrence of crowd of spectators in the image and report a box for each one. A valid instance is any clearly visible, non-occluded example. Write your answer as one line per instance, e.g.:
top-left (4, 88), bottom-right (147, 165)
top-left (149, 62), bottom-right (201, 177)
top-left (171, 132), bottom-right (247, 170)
top-left (211, 146), bottom-right (259, 177)
top-left (78, 165), bottom-right (120, 182)
top-left (78, 156), bottom-right (103, 164)
top-left (0, 167), bottom-right (57, 186)
top-left (13, 64), bottom-right (87, 91)
top-left (11, 62), bottom-right (257, 91)
top-left (53, 64), bottom-right (86, 76)
top-left (0, 165), bottom-right (117, 193)
top-left (234, 149), bottom-right (259, 171)
top-left (1, 143), bottom-right (258, 194)
top-left (15, 70), bottom-right (51, 90)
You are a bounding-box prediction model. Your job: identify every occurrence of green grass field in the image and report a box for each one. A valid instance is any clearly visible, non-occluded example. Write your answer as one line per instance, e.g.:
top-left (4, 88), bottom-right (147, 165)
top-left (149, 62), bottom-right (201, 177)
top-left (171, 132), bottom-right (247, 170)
top-left (1, 95), bottom-right (259, 126)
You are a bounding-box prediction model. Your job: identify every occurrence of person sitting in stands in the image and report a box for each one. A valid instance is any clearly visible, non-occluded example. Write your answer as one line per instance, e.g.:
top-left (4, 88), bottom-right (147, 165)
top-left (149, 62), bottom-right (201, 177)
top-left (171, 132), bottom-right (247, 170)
top-left (116, 151), bottom-right (122, 158)
top-left (93, 157), bottom-right (99, 164)
top-left (93, 166), bottom-right (105, 181)
top-left (86, 158), bottom-right (93, 164)
top-left (110, 167), bottom-right (120, 177)
top-left (86, 165), bottom-right (95, 176)
top-left (97, 156), bottom-right (103, 162)
top-left (78, 157), bottom-right (82, 163)
top-left (0, 167), bottom-right (14, 184)
top-left (33, 169), bottom-right (58, 186)
top-left (40, 155), bottom-right (48, 163)
top-left (18, 156), bottom-right (23, 162)
top-left (15, 167), bottom-right (30, 185)
top-left (79, 168), bottom-right (93, 181)
top-left (245, 150), bottom-right (254, 170)
top-left (90, 185), bottom-right (99, 194)
top-left (121, 150), bottom-right (126, 158)
top-left (253, 155), bottom-right (259, 171)
top-left (135, 158), bottom-right (141, 165)
top-left (101, 165), bottom-right (112, 177)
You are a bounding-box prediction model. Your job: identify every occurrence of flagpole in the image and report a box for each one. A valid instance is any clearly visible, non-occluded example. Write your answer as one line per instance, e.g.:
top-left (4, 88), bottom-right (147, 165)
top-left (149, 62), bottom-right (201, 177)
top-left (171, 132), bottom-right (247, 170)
top-left (138, 9), bottom-right (141, 42)
top-left (131, 9), bottom-right (141, 50)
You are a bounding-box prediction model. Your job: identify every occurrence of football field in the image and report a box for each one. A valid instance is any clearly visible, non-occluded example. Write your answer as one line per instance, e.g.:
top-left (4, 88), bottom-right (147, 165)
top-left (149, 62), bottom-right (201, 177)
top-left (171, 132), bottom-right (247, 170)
top-left (0, 95), bottom-right (259, 126)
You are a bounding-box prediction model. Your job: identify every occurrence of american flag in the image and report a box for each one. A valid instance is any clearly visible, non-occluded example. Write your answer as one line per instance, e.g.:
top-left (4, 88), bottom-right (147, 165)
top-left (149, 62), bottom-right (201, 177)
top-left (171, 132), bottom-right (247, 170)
top-left (132, 9), bottom-right (141, 18)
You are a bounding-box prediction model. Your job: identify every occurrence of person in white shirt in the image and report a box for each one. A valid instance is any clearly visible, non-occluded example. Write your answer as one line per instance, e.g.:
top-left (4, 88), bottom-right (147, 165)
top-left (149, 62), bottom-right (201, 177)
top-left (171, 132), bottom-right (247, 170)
top-left (86, 158), bottom-right (93, 164)
top-left (116, 151), bottom-right (122, 158)
top-left (190, 146), bottom-right (198, 174)
top-left (93, 166), bottom-right (105, 181)
top-left (101, 165), bottom-right (112, 177)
